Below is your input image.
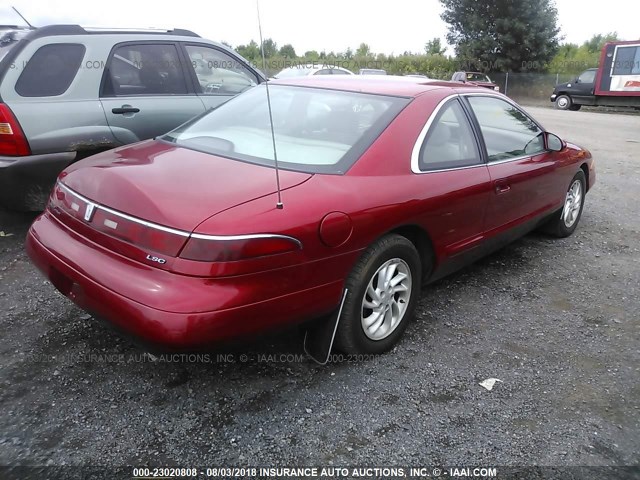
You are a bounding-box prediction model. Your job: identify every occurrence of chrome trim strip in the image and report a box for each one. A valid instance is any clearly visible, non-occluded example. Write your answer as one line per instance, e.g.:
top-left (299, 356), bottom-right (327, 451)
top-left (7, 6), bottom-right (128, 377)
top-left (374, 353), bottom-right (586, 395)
top-left (190, 232), bottom-right (303, 248)
top-left (485, 154), bottom-right (534, 166)
top-left (58, 182), bottom-right (189, 237)
top-left (57, 182), bottom-right (301, 247)
top-left (418, 163), bottom-right (486, 174)
top-left (411, 94), bottom-right (462, 174)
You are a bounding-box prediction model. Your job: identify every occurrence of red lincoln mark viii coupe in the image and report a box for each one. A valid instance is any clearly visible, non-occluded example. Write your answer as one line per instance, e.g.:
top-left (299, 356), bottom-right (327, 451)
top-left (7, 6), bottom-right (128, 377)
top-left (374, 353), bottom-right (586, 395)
top-left (26, 76), bottom-right (595, 354)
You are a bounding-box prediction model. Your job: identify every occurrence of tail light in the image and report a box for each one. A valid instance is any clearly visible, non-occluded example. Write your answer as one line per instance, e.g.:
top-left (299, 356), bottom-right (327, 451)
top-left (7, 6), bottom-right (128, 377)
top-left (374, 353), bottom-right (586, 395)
top-left (51, 182), bottom-right (301, 263)
top-left (0, 103), bottom-right (30, 156)
top-left (179, 234), bottom-right (302, 262)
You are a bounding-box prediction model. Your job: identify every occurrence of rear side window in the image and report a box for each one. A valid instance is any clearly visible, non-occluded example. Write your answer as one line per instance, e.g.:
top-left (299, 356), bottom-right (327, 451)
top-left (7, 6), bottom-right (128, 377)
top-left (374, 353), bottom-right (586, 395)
top-left (102, 43), bottom-right (188, 96)
top-left (418, 98), bottom-right (481, 171)
top-left (15, 43), bottom-right (85, 97)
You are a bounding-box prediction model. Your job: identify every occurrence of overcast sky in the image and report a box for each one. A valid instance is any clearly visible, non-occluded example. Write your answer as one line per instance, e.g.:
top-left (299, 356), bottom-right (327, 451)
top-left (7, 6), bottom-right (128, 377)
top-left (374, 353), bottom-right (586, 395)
top-left (1, 0), bottom-right (638, 55)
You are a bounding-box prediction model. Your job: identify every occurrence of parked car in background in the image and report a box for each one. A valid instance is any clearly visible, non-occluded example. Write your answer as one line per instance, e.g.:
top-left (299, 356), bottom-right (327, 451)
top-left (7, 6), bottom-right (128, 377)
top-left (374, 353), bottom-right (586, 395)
top-left (27, 76), bottom-right (595, 354)
top-left (451, 71), bottom-right (499, 91)
top-left (0, 24), bottom-right (264, 211)
top-left (273, 64), bottom-right (354, 79)
top-left (550, 40), bottom-right (640, 110)
top-left (359, 68), bottom-right (386, 75)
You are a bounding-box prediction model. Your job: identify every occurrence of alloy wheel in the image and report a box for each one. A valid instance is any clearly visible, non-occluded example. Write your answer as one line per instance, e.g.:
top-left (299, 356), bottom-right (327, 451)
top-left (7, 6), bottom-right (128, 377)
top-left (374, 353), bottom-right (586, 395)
top-left (563, 179), bottom-right (583, 228)
top-left (360, 258), bottom-right (412, 341)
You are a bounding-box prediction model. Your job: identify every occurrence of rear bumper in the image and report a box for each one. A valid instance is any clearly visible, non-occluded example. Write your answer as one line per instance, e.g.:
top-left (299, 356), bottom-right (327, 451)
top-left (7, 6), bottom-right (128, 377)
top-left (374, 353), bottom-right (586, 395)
top-left (0, 151), bottom-right (76, 211)
top-left (26, 212), bottom-right (346, 350)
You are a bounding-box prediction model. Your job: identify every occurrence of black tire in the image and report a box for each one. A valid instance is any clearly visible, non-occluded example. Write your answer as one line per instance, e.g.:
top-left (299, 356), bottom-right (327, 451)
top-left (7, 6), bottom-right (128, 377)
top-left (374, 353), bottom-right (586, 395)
top-left (568, 104), bottom-right (582, 111)
top-left (335, 234), bottom-right (422, 354)
top-left (555, 94), bottom-right (572, 110)
top-left (543, 170), bottom-right (586, 238)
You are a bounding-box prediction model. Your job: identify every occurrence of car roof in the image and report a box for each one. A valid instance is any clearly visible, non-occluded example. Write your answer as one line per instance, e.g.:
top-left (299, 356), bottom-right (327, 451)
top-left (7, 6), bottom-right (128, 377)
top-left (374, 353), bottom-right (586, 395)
top-left (270, 75), bottom-right (467, 97)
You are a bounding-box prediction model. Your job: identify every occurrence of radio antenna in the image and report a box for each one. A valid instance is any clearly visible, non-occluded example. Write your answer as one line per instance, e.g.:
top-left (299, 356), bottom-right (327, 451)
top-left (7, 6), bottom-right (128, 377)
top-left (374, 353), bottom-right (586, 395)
top-left (11, 7), bottom-right (34, 28)
top-left (256, 0), bottom-right (284, 210)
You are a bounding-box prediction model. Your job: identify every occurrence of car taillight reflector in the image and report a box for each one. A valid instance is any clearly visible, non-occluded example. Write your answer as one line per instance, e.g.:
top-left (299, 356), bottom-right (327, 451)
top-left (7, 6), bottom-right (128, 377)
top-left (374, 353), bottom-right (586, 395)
top-left (0, 103), bottom-right (30, 156)
top-left (179, 235), bottom-right (302, 262)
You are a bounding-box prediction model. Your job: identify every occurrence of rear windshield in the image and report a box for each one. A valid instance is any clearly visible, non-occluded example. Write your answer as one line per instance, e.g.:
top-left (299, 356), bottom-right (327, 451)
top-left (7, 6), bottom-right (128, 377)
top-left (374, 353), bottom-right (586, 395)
top-left (467, 73), bottom-right (492, 82)
top-left (162, 84), bottom-right (410, 174)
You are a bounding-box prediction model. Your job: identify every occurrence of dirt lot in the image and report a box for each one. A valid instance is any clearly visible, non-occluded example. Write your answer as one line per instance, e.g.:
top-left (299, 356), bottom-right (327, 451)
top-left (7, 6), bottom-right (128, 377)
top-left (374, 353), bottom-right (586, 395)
top-left (0, 107), bottom-right (639, 474)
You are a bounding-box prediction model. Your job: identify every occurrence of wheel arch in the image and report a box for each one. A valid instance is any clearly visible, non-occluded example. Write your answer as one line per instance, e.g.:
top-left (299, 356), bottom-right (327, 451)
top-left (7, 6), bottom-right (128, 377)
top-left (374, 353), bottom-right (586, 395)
top-left (579, 163), bottom-right (590, 192)
top-left (387, 224), bottom-right (436, 282)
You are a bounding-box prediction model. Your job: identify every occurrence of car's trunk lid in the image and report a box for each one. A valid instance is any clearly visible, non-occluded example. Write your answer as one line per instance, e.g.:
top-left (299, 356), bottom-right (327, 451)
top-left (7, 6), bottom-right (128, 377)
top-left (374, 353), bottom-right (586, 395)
top-left (60, 140), bottom-right (312, 232)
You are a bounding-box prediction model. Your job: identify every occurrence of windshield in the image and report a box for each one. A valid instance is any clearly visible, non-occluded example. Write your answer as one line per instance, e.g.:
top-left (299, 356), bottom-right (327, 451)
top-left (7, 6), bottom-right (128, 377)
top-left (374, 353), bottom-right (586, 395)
top-left (0, 29), bottom-right (30, 62)
top-left (466, 73), bottom-right (492, 82)
top-left (274, 67), bottom-right (314, 78)
top-left (162, 85), bottom-right (410, 174)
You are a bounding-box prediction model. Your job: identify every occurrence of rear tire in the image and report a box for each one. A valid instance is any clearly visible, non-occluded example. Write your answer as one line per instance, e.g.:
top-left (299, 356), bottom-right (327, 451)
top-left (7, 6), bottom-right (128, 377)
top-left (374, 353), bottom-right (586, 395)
top-left (336, 234), bottom-right (422, 354)
top-left (555, 95), bottom-right (572, 110)
top-left (543, 170), bottom-right (586, 238)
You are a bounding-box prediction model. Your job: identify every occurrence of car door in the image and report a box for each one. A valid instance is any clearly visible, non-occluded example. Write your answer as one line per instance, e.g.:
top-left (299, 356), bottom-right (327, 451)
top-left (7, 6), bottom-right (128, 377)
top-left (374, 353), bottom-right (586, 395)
top-left (464, 94), bottom-right (559, 237)
top-left (571, 69), bottom-right (596, 96)
top-left (412, 96), bottom-right (492, 262)
top-left (100, 42), bottom-right (206, 145)
top-left (181, 43), bottom-right (261, 111)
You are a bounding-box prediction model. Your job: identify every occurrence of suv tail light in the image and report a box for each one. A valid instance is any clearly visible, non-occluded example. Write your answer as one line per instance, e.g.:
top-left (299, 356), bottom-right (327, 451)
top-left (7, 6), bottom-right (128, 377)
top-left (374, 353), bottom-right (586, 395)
top-left (0, 103), bottom-right (30, 156)
top-left (179, 234), bottom-right (302, 262)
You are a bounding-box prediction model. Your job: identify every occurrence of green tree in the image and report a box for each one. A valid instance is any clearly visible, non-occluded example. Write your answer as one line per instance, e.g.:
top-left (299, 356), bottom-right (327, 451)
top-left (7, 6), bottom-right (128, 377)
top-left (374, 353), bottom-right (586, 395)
top-left (583, 32), bottom-right (619, 53)
top-left (279, 43), bottom-right (297, 58)
top-left (440, 0), bottom-right (561, 72)
top-left (356, 43), bottom-right (372, 57)
top-left (261, 38), bottom-right (278, 58)
top-left (236, 40), bottom-right (260, 62)
top-left (304, 50), bottom-right (320, 60)
top-left (425, 38), bottom-right (446, 55)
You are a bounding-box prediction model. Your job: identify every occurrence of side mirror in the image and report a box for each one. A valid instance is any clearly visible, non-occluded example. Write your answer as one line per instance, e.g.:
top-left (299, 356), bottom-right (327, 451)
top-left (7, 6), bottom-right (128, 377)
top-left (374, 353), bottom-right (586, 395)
top-left (546, 132), bottom-right (565, 152)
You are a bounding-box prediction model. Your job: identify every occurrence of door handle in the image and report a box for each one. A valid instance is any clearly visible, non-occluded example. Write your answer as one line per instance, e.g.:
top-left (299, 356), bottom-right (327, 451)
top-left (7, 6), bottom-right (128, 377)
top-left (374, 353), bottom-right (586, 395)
top-left (112, 106), bottom-right (140, 115)
top-left (494, 182), bottom-right (511, 194)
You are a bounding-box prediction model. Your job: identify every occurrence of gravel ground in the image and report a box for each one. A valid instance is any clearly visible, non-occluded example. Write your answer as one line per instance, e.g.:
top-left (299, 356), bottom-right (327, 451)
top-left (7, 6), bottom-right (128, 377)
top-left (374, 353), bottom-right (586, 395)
top-left (0, 107), bottom-right (639, 474)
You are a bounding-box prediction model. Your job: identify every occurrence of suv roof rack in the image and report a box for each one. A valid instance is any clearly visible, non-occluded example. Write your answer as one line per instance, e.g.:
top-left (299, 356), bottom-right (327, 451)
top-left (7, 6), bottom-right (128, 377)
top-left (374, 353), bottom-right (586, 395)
top-left (83, 27), bottom-right (200, 37)
top-left (23, 24), bottom-right (200, 40)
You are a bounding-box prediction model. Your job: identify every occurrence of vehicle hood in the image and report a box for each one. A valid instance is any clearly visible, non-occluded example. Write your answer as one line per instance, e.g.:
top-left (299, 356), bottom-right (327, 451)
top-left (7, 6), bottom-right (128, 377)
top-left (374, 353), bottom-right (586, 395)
top-left (60, 140), bottom-right (312, 231)
top-left (469, 81), bottom-right (496, 88)
top-left (553, 82), bottom-right (571, 93)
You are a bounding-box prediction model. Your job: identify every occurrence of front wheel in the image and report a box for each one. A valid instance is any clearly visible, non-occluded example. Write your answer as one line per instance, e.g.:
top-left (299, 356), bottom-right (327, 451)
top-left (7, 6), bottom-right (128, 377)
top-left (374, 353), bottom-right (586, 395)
top-left (544, 170), bottom-right (586, 238)
top-left (555, 94), bottom-right (572, 110)
top-left (336, 234), bottom-right (422, 354)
